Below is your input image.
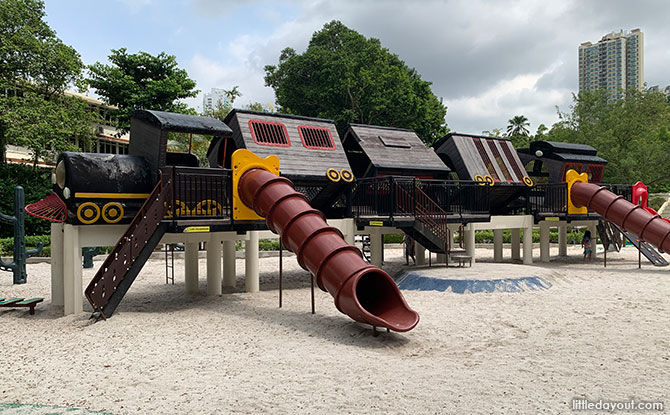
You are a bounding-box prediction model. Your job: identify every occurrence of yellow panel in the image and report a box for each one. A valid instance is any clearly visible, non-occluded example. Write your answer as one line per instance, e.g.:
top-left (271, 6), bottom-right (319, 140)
top-left (566, 169), bottom-right (589, 214)
top-left (75, 192), bottom-right (150, 199)
top-left (232, 149), bottom-right (280, 220)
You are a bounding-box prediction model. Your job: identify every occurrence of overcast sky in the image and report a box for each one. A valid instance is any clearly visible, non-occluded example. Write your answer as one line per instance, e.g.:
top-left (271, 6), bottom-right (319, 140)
top-left (44, 0), bottom-right (670, 135)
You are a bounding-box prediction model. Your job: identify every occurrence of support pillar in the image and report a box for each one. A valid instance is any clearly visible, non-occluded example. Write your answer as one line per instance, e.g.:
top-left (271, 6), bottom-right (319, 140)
top-left (540, 221), bottom-right (550, 262)
top-left (415, 242), bottom-right (426, 266)
top-left (558, 222), bottom-right (568, 256)
top-left (185, 242), bottom-right (199, 294)
top-left (493, 229), bottom-right (503, 262)
top-left (50, 223), bottom-right (64, 307)
top-left (370, 232), bottom-right (383, 267)
top-left (63, 224), bottom-right (82, 315)
top-left (245, 231), bottom-right (259, 292)
top-left (511, 228), bottom-right (521, 261)
top-left (523, 225), bottom-right (533, 264)
top-left (464, 226), bottom-right (476, 265)
top-left (341, 219), bottom-right (355, 245)
top-left (206, 235), bottom-right (222, 296)
top-left (589, 222), bottom-right (598, 258)
top-left (223, 240), bottom-right (236, 288)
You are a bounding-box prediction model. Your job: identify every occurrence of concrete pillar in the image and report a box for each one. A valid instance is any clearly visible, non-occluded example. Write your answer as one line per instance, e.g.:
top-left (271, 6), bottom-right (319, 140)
top-left (185, 242), bottom-right (199, 294)
top-left (539, 222), bottom-right (550, 262)
top-left (415, 242), bottom-right (426, 266)
top-left (50, 223), bottom-right (64, 307)
top-left (341, 219), bottom-right (355, 245)
top-left (523, 225), bottom-right (533, 264)
top-left (511, 228), bottom-right (521, 260)
top-left (558, 222), bottom-right (568, 256)
top-left (245, 231), bottom-right (259, 292)
top-left (493, 229), bottom-right (503, 262)
top-left (63, 224), bottom-right (82, 315)
top-left (464, 226), bottom-right (476, 265)
top-left (206, 235), bottom-right (222, 296)
top-left (370, 232), bottom-right (383, 267)
top-left (223, 240), bottom-right (236, 288)
top-left (589, 222), bottom-right (598, 258)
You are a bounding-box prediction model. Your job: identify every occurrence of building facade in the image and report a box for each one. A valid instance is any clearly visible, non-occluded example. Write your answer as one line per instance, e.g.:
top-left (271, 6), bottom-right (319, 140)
top-left (4, 91), bottom-right (129, 168)
top-left (202, 88), bottom-right (231, 113)
top-left (578, 29), bottom-right (644, 98)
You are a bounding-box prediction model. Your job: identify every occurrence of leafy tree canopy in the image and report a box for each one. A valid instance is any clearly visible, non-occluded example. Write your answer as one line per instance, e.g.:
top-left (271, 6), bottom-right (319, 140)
top-left (0, 0), bottom-right (91, 165)
top-left (87, 48), bottom-right (199, 134)
top-left (547, 89), bottom-right (670, 191)
top-left (264, 21), bottom-right (448, 144)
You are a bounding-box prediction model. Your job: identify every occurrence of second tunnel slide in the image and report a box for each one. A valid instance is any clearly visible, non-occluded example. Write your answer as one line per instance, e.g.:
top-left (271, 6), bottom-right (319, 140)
top-left (571, 181), bottom-right (670, 254)
top-left (237, 166), bottom-right (420, 332)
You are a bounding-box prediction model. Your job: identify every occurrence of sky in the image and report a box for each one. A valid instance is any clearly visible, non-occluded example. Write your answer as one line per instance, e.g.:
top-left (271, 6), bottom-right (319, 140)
top-left (43, 0), bottom-right (670, 135)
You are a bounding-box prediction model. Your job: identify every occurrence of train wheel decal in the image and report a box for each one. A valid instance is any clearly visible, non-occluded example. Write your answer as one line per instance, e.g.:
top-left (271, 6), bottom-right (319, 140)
top-left (102, 202), bottom-right (124, 223)
top-left (174, 200), bottom-right (191, 217)
top-left (194, 200), bottom-right (223, 216)
top-left (340, 169), bottom-right (354, 183)
top-left (522, 176), bottom-right (534, 187)
top-left (484, 175), bottom-right (495, 186)
top-left (77, 202), bottom-right (101, 224)
top-left (326, 168), bottom-right (341, 182)
top-left (474, 174), bottom-right (486, 185)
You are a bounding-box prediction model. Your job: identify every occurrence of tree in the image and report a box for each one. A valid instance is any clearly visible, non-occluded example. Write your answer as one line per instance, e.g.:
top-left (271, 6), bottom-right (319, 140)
top-left (506, 115), bottom-right (530, 137)
top-left (264, 21), bottom-right (448, 144)
top-left (547, 89), bottom-right (670, 190)
top-left (0, 0), bottom-right (90, 165)
top-left (535, 123), bottom-right (548, 139)
top-left (224, 86), bottom-right (242, 104)
top-left (87, 48), bottom-right (199, 134)
top-left (482, 128), bottom-right (504, 137)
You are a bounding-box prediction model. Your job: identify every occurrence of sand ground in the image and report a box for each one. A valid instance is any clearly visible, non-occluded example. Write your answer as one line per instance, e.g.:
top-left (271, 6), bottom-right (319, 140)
top-left (1, 244), bottom-right (669, 414)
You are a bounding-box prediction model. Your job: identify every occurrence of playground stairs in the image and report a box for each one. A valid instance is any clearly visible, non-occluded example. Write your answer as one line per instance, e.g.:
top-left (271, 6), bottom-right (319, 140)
top-left (84, 177), bottom-right (173, 319)
top-left (597, 220), bottom-right (624, 252)
top-left (395, 184), bottom-right (449, 254)
top-left (309, 181), bottom-right (348, 212)
top-left (604, 221), bottom-right (669, 267)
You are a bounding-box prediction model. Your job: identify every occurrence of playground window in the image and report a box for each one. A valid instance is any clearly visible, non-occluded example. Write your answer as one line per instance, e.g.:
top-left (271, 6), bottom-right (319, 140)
top-left (249, 120), bottom-right (290, 147)
top-left (586, 164), bottom-right (604, 183)
top-left (298, 126), bottom-right (335, 150)
top-left (561, 162), bottom-right (583, 181)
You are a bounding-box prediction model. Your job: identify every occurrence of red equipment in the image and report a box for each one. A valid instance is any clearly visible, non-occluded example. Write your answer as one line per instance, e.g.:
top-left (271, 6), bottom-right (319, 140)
top-left (238, 167), bottom-right (420, 332)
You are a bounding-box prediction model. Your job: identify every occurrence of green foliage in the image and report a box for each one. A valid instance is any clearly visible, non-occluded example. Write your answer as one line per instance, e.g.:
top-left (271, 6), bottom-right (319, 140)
top-left (547, 89), bottom-right (670, 191)
top-left (87, 48), bottom-right (199, 135)
top-left (0, 0), bottom-right (87, 164)
top-left (468, 228), bottom-right (586, 245)
top-left (506, 115), bottom-right (531, 149)
top-left (264, 21), bottom-right (449, 144)
top-left (0, 163), bottom-right (52, 237)
top-left (0, 234), bottom-right (49, 255)
top-left (383, 233), bottom-right (403, 244)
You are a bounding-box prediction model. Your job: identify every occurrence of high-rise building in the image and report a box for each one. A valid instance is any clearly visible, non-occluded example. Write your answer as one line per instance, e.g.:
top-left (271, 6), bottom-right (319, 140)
top-left (202, 88), bottom-right (231, 113)
top-left (578, 29), bottom-right (644, 98)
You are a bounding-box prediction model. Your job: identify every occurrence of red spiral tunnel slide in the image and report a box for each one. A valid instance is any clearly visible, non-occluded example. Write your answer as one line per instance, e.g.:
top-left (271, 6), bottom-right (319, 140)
top-left (571, 181), bottom-right (670, 253)
top-left (238, 167), bottom-right (420, 332)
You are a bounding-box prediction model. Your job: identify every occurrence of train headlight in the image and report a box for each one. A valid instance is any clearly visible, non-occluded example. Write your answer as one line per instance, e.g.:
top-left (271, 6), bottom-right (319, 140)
top-left (55, 160), bottom-right (66, 189)
top-left (63, 187), bottom-right (71, 199)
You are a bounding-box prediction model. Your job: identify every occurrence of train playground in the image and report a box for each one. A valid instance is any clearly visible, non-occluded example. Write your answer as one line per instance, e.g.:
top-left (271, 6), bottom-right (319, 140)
top-left (2, 109), bottom-right (670, 413)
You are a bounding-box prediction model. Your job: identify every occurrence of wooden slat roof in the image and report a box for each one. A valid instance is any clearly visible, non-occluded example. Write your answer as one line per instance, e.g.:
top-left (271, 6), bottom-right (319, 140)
top-left (344, 124), bottom-right (449, 172)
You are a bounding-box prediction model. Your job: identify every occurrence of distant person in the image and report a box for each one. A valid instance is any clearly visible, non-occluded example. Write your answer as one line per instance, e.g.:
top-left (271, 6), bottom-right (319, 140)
top-left (582, 230), bottom-right (593, 261)
top-left (403, 234), bottom-right (415, 265)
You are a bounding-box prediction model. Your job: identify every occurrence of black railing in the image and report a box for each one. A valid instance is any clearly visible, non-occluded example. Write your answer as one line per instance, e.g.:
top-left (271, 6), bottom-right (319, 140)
top-left (604, 184), bottom-right (633, 202)
top-left (528, 183), bottom-right (568, 215)
top-left (351, 176), bottom-right (490, 221)
top-left (163, 166), bottom-right (232, 220)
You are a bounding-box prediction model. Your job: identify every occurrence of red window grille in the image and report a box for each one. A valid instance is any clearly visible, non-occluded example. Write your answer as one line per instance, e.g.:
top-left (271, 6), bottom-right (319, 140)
top-left (586, 164), bottom-right (604, 183)
top-left (561, 162), bottom-right (583, 181)
top-left (500, 140), bottom-right (526, 181)
top-left (473, 138), bottom-right (500, 181)
top-left (485, 139), bottom-right (513, 182)
top-left (298, 125), bottom-right (335, 150)
top-left (249, 120), bottom-right (290, 147)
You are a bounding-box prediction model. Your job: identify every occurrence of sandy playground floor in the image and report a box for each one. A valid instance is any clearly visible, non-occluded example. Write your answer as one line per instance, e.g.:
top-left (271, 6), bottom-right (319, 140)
top-left (1, 244), bottom-right (669, 414)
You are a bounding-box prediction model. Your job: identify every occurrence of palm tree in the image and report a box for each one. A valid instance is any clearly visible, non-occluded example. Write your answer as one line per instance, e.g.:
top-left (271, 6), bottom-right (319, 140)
top-left (506, 115), bottom-right (530, 137)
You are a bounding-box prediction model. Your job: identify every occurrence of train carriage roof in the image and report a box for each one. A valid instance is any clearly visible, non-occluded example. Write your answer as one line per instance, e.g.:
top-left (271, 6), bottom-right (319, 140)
top-left (342, 124), bottom-right (449, 175)
top-left (223, 109), bottom-right (351, 179)
top-left (131, 109), bottom-right (233, 136)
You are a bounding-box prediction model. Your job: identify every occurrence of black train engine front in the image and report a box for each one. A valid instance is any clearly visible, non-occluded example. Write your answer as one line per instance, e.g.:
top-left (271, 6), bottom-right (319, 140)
top-left (53, 152), bottom-right (153, 225)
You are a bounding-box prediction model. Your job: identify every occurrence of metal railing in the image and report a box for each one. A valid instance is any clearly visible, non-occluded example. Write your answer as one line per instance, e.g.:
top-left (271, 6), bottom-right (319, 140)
top-left (528, 183), bottom-right (568, 215)
top-left (164, 166), bottom-right (232, 221)
top-left (351, 176), bottom-right (490, 222)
